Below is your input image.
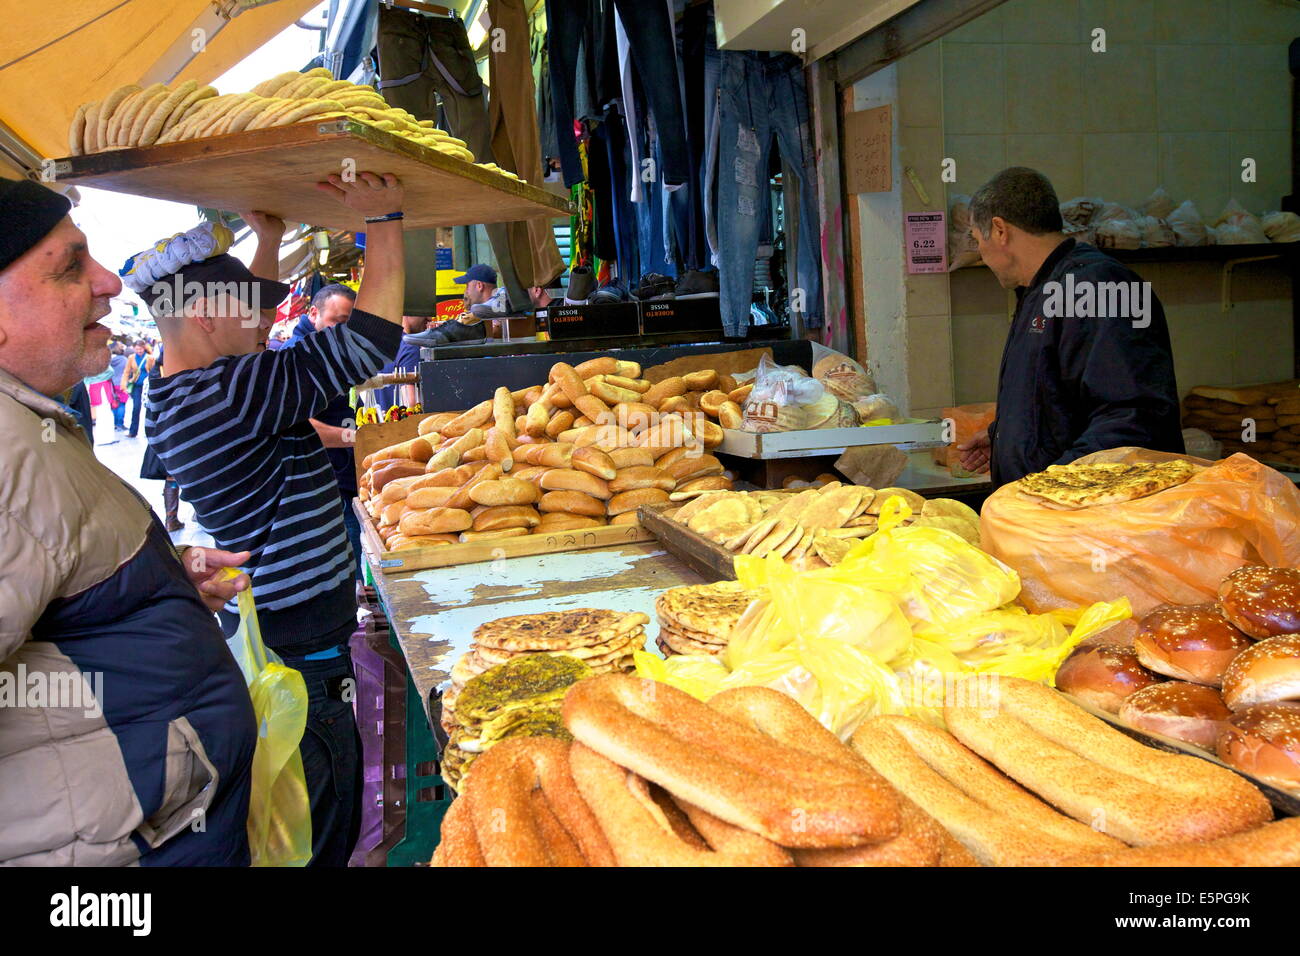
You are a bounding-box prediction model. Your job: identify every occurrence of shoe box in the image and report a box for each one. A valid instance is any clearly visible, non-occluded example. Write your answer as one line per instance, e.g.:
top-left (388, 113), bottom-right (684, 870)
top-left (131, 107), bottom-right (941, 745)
top-left (547, 297), bottom-right (722, 340)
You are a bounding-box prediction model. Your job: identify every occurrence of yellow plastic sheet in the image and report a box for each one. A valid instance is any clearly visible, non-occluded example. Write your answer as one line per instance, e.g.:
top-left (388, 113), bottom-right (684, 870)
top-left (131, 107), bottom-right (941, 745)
top-left (222, 569), bottom-right (312, 867)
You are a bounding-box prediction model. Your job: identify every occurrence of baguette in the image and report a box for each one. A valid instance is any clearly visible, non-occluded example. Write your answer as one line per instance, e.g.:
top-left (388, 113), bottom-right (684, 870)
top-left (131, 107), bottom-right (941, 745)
top-left (510, 465), bottom-right (551, 484)
top-left (550, 362), bottom-right (589, 404)
top-left (363, 436), bottom-right (433, 469)
top-left (574, 424), bottom-right (634, 452)
top-left (943, 677), bottom-right (1273, 846)
top-left (459, 528), bottom-right (530, 543)
top-left (669, 475), bottom-right (734, 499)
top-left (1056, 818), bottom-right (1300, 867)
top-left (609, 466), bottom-right (675, 494)
top-left (665, 453), bottom-right (724, 483)
top-left (381, 501), bottom-right (406, 526)
top-left (588, 377), bottom-right (643, 406)
top-left (607, 488), bottom-right (669, 515)
top-left (523, 401), bottom-right (550, 438)
top-left (538, 490), bottom-right (606, 518)
top-left (682, 369), bottom-right (718, 391)
top-left (608, 447), bottom-right (656, 470)
top-left (643, 376), bottom-right (686, 408)
top-left (850, 715), bottom-right (1124, 866)
top-left (484, 427), bottom-right (514, 471)
top-left (372, 459), bottom-right (426, 492)
top-left (389, 533), bottom-right (458, 551)
top-left (604, 374), bottom-right (650, 394)
top-left (378, 474), bottom-right (425, 505)
top-left (613, 402), bottom-right (659, 434)
top-left (545, 410), bottom-right (576, 439)
top-left (446, 464), bottom-right (503, 511)
top-left (441, 400), bottom-right (494, 437)
top-left (406, 485), bottom-right (459, 509)
top-left (572, 357), bottom-right (619, 378)
top-left (571, 446), bottom-right (617, 480)
top-left (660, 396), bottom-right (693, 416)
top-left (492, 386), bottom-right (517, 441)
top-left (398, 507), bottom-right (472, 536)
top-left (472, 505), bottom-right (542, 532)
top-left (415, 463), bottom-right (478, 488)
top-left (574, 393), bottom-right (613, 425)
top-left (532, 443), bottom-right (574, 469)
top-left (467, 478), bottom-right (541, 507)
top-left (424, 428), bottom-right (484, 472)
top-left (420, 412), bottom-right (461, 435)
top-left (540, 468), bottom-right (611, 500)
top-left (534, 513), bottom-right (606, 532)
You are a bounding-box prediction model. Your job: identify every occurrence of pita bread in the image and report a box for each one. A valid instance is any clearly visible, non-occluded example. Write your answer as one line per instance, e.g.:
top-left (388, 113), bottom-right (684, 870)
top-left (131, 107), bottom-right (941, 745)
top-left (866, 486), bottom-right (925, 515)
top-left (799, 486), bottom-right (865, 530)
top-left (472, 609), bottom-right (649, 651)
top-left (921, 497), bottom-right (979, 523)
top-left (656, 580), bottom-right (762, 637)
top-left (1017, 460), bottom-right (1197, 508)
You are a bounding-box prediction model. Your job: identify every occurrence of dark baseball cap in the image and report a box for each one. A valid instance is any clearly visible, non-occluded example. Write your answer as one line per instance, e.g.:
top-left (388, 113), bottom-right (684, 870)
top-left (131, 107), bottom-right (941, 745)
top-left (135, 254), bottom-right (291, 318)
top-left (454, 263), bottom-right (497, 285)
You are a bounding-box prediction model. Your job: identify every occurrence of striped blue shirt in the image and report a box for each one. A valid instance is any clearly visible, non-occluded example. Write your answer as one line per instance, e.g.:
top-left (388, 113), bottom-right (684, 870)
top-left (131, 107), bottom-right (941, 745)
top-left (145, 309), bottom-right (402, 648)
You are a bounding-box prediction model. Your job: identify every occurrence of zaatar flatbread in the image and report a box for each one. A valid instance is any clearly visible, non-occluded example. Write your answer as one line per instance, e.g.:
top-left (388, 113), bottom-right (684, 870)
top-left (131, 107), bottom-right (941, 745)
top-left (1016, 460), bottom-right (1197, 509)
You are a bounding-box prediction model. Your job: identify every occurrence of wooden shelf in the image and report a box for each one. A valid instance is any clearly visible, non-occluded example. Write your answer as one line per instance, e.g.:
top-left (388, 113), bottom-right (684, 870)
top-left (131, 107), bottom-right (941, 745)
top-left (54, 118), bottom-right (573, 230)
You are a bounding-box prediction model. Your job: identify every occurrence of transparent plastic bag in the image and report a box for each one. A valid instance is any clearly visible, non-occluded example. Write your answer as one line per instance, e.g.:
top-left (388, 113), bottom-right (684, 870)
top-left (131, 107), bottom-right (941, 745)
top-left (980, 447), bottom-right (1300, 616)
top-left (222, 570), bottom-right (312, 867)
top-left (741, 354), bottom-right (834, 432)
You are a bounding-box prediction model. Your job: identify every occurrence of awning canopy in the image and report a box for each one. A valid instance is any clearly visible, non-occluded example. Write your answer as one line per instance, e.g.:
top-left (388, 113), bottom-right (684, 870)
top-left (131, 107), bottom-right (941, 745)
top-left (0, 0), bottom-right (319, 165)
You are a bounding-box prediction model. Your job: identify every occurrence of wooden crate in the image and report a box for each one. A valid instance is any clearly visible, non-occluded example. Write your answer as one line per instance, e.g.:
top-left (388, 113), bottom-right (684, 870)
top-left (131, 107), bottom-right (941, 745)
top-left (356, 499), bottom-right (654, 573)
top-left (55, 119), bottom-right (573, 230)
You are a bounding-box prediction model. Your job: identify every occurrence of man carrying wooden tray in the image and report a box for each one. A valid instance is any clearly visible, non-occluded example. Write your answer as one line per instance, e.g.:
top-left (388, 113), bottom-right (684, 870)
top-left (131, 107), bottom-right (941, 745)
top-left (121, 172), bottom-right (407, 866)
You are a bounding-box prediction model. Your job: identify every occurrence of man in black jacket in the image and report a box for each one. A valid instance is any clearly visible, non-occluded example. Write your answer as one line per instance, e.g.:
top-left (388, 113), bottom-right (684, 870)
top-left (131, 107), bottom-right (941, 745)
top-left (957, 167), bottom-right (1183, 486)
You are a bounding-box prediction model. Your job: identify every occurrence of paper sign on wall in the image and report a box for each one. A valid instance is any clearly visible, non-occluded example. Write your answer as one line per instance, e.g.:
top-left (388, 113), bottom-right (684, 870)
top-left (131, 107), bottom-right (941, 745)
top-left (844, 104), bottom-right (892, 194)
top-left (905, 211), bottom-right (947, 274)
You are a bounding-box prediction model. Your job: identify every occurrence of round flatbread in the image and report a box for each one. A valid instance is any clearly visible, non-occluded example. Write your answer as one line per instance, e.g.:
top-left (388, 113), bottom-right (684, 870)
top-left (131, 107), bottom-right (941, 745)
top-left (472, 609), bottom-right (649, 652)
top-left (95, 84), bottom-right (140, 149)
top-left (655, 581), bottom-right (761, 637)
top-left (67, 103), bottom-right (88, 156)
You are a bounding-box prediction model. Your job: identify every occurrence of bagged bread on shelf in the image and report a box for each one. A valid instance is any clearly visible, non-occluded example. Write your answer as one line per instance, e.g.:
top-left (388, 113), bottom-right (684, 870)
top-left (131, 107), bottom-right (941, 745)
top-left (980, 447), bottom-right (1300, 617)
top-left (1095, 201), bottom-right (1138, 223)
top-left (1140, 186), bottom-right (1176, 219)
top-left (1059, 196), bottom-right (1102, 229)
top-left (741, 354), bottom-right (854, 432)
top-left (1136, 215), bottom-right (1176, 248)
top-left (1167, 200), bottom-right (1209, 246)
top-left (1095, 217), bottom-right (1143, 249)
top-left (1261, 210), bottom-right (1300, 243)
top-left (1213, 199), bottom-right (1268, 245)
top-left (947, 194), bottom-right (983, 270)
top-left (811, 345), bottom-right (876, 401)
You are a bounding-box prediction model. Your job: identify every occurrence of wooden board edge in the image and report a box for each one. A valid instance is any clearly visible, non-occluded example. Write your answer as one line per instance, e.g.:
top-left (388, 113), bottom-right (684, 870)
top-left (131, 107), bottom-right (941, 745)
top-left (358, 515), bottom-right (656, 573)
top-left (637, 502), bottom-right (736, 582)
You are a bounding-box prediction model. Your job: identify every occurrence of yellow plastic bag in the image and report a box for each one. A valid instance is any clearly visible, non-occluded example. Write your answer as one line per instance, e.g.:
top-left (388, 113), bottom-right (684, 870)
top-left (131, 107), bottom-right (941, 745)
top-left (222, 569), bottom-right (312, 867)
top-left (944, 598), bottom-right (1132, 682)
top-left (632, 650), bottom-right (728, 701)
top-left (730, 553), bottom-right (912, 667)
top-left (842, 497), bottom-right (1021, 632)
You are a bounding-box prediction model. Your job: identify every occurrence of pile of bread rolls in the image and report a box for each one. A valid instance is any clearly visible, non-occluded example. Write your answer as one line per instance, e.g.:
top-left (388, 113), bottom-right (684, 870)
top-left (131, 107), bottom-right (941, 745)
top-left (70, 68), bottom-right (478, 165)
top-left (1056, 564), bottom-right (1300, 795)
top-left (358, 358), bottom-right (743, 552)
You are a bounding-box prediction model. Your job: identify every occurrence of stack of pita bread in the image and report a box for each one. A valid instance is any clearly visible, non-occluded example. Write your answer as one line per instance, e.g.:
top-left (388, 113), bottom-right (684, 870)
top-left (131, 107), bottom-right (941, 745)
top-left (654, 581), bottom-right (765, 657)
top-left (442, 609), bottom-right (648, 736)
top-left (667, 483), bottom-right (981, 570)
top-left (440, 654), bottom-right (590, 792)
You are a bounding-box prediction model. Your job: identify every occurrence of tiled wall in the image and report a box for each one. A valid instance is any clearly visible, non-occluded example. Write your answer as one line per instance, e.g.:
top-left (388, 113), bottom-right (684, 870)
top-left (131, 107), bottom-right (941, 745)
top-left (893, 0), bottom-right (1298, 408)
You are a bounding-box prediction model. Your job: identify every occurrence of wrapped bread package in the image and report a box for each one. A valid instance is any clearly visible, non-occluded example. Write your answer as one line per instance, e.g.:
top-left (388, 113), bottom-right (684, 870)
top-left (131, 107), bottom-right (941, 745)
top-left (981, 447), bottom-right (1300, 616)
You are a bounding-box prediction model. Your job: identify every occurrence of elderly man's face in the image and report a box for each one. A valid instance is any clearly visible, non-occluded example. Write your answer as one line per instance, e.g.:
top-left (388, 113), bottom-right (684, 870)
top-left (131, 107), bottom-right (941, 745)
top-left (0, 217), bottom-right (122, 395)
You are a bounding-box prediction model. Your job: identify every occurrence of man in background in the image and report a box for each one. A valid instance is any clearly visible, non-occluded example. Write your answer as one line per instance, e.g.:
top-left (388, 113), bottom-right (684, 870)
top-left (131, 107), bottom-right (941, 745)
top-left (404, 264), bottom-right (493, 347)
top-left (289, 283), bottom-right (366, 576)
top-left (957, 167), bottom-right (1183, 486)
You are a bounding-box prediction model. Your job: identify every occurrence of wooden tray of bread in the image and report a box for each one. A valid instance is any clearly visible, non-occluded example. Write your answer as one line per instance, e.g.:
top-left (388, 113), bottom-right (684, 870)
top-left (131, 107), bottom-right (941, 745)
top-left (354, 499), bottom-right (652, 572)
top-left (55, 118), bottom-right (571, 230)
top-left (640, 482), bottom-right (984, 580)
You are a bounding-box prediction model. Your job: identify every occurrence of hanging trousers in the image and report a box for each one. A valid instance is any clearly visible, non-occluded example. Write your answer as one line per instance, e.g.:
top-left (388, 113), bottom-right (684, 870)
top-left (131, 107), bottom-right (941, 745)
top-left (376, 6), bottom-right (528, 310)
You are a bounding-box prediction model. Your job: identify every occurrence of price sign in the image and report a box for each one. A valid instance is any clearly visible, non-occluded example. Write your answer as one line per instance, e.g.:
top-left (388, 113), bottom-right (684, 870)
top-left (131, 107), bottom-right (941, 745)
top-left (905, 211), bottom-right (947, 274)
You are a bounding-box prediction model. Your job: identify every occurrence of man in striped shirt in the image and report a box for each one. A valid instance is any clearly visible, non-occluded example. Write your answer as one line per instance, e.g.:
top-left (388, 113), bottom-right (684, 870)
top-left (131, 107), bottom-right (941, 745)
top-left (128, 172), bottom-right (406, 866)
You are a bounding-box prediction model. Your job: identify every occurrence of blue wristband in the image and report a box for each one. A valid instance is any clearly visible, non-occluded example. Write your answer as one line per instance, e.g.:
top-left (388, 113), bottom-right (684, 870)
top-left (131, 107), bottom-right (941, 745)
top-left (364, 211), bottom-right (404, 224)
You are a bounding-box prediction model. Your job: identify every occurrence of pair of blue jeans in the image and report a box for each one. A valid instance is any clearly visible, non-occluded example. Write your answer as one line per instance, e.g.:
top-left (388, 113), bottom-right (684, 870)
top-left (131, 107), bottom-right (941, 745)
top-left (716, 52), bottom-right (822, 337)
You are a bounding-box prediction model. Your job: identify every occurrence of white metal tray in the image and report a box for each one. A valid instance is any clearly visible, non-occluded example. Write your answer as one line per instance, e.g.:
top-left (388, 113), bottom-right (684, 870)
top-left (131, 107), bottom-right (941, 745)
top-left (717, 420), bottom-right (946, 460)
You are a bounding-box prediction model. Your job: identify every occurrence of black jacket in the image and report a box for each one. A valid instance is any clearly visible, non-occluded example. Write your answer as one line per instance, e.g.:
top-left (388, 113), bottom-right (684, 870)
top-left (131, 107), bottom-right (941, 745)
top-left (989, 239), bottom-right (1184, 487)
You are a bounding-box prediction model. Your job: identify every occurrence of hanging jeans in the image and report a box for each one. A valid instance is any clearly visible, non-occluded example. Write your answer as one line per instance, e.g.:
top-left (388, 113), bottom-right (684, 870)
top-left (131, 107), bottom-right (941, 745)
top-left (488, 0), bottom-right (566, 288)
top-left (376, 6), bottom-right (528, 312)
top-left (700, 17), bottom-right (722, 267)
top-left (717, 52), bottom-right (822, 337)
